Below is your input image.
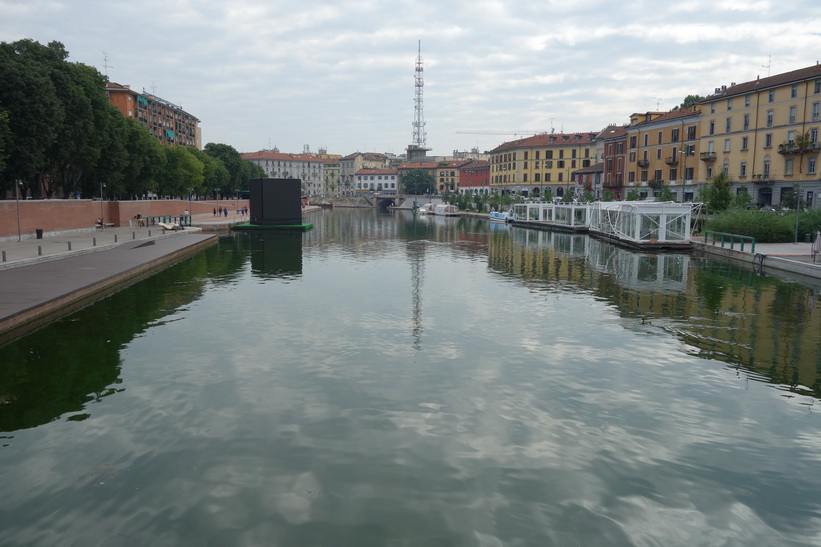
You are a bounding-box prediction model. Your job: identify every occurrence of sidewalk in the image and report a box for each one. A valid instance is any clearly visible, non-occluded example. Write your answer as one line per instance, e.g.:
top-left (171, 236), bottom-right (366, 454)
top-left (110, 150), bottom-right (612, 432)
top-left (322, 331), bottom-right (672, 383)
top-left (694, 237), bottom-right (821, 278)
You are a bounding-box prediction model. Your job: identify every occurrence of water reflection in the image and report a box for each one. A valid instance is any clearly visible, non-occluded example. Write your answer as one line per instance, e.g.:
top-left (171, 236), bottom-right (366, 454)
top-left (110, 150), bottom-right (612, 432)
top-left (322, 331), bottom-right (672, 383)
top-left (249, 233), bottom-right (303, 279)
top-left (486, 223), bottom-right (821, 399)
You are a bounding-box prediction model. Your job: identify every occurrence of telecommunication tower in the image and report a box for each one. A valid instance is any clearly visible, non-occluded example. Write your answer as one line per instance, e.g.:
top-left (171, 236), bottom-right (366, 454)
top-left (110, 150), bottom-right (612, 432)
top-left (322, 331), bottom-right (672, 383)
top-left (407, 40), bottom-right (430, 160)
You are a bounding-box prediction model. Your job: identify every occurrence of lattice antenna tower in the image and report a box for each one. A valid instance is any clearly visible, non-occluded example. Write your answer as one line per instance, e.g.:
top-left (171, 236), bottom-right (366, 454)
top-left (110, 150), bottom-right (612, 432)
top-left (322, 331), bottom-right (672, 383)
top-left (412, 40), bottom-right (427, 148)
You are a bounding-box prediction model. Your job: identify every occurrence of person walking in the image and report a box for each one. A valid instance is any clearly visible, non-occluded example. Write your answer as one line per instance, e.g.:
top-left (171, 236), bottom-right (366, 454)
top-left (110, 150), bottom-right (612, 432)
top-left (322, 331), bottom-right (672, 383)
top-left (213, 207), bottom-right (217, 217)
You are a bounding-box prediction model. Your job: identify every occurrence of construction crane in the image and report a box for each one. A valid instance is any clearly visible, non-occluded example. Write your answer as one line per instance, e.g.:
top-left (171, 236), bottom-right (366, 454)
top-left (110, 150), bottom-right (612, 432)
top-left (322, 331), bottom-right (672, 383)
top-left (455, 130), bottom-right (547, 136)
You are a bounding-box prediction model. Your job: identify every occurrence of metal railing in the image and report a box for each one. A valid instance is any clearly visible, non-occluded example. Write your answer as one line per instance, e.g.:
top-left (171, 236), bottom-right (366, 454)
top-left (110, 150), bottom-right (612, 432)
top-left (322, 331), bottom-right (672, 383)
top-left (703, 230), bottom-right (756, 253)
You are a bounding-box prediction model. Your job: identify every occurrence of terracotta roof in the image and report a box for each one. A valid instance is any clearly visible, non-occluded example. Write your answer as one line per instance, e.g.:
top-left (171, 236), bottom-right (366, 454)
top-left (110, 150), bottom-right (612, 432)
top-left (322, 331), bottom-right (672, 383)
top-left (490, 132), bottom-right (598, 153)
top-left (702, 63), bottom-right (821, 101)
top-left (597, 125), bottom-right (628, 140)
top-left (629, 107), bottom-right (699, 128)
top-left (241, 151), bottom-right (323, 163)
top-left (356, 169), bottom-right (398, 175)
top-left (459, 160), bottom-right (490, 170)
top-left (398, 162), bottom-right (438, 169)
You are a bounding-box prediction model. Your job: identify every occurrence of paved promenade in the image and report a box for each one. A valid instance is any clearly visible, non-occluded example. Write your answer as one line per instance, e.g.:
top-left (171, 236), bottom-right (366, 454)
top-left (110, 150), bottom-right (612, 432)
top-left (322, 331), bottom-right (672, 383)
top-left (0, 219), bottom-right (220, 344)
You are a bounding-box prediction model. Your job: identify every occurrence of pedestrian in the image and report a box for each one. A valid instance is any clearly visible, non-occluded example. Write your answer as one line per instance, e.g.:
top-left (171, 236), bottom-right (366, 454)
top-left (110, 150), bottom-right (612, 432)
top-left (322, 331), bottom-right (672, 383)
top-left (218, 206), bottom-right (223, 215)
top-left (224, 207), bottom-right (228, 217)
top-left (183, 209), bottom-right (189, 224)
top-left (213, 207), bottom-right (217, 217)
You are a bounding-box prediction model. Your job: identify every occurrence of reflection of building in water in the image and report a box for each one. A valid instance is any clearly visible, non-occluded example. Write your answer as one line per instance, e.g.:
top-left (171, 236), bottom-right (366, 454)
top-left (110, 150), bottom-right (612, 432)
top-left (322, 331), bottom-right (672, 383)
top-left (487, 226), bottom-right (821, 397)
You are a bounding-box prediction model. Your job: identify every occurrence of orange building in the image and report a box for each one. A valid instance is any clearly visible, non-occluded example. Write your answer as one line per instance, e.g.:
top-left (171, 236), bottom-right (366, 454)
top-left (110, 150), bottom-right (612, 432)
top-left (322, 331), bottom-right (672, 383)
top-left (106, 82), bottom-right (200, 148)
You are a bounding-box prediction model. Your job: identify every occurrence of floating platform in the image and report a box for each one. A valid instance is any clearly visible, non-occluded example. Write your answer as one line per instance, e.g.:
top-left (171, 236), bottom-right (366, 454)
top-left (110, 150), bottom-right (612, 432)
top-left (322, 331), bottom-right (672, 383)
top-left (232, 222), bottom-right (314, 232)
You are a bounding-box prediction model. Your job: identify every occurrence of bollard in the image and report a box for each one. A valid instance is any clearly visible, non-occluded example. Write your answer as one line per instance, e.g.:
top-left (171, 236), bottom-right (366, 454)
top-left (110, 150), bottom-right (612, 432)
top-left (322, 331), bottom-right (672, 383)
top-left (93, 237), bottom-right (96, 247)
top-left (133, 232), bottom-right (136, 240)
top-left (148, 230), bottom-right (151, 237)
top-left (68, 242), bottom-right (72, 251)
top-left (2, 250), bottom-right (5, 262)
top-left (38, 246), bottom-right (42, 256)
top-left (115, 234), bottom-right (118, 243)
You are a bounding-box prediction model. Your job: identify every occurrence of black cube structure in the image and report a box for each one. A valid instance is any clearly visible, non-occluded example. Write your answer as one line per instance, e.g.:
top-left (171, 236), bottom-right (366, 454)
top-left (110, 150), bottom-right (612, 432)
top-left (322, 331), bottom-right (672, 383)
top-left (237, 178), bottom-right (312, 231)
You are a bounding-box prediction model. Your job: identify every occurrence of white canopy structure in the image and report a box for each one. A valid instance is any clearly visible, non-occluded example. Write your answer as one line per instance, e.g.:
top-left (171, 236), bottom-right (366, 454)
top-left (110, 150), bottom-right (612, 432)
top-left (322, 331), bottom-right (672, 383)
top-left (588, 201), bottom-right (696, 245)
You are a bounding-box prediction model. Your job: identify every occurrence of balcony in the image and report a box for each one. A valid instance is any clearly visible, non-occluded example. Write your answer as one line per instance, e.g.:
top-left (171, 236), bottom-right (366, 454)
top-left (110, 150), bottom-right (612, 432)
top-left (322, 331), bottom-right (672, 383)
top-left (664, 156), bottom-right (679, 165)
top-left (752, 174), bottom-right (771, 185)
top-left (778, 141), bottom-right (821, 155)
top-left (637, 159), bottom-right (650, 168)
top-left (700, 152), bottom-right (717, 161)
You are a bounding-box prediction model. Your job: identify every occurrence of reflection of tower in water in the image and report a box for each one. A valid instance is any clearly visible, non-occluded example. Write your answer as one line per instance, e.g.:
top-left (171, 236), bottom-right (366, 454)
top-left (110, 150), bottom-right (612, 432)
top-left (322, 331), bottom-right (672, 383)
top-left (408, 240), bottom-right (425, 353)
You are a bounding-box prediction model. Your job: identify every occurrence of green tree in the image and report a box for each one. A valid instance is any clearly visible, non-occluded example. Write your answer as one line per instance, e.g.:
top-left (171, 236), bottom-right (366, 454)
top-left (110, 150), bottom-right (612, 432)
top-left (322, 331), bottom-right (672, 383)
top-left (0, 39), bottom-right (63, 196)
top-left (627, 189), bottom-right (641, 201)
top-left (602, 189), bottom-right (615, 202)
top-left (401, 169), bottom-right (435, 195)
top-left (122, 119), bottom-right (165, 198)
top-left (0, 109), bottom-right (10, 177)
top-left (203, 143), bottom-right (249, 197)
top-left (188, 146), bottom-right (228, 198)
top-left (676, 94), bottom-right (705, 110)
top-left (161, 146), bottom-right (204, 198)
top-left (731, 188), bottom-right (752, 210)
top-left (704, 170), bottom-right (733, 213)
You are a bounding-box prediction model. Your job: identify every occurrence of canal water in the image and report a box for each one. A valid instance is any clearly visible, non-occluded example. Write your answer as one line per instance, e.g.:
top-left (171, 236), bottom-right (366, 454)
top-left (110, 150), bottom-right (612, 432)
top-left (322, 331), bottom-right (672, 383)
top-left (1, 208), bottom-right (820, 546)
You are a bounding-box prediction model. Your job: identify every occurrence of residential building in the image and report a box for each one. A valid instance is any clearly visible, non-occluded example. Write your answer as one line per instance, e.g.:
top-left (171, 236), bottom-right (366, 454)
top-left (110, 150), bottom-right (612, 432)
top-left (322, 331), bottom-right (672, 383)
top-left (598, 125), bottom-right (628, 199)
top-left (240, 151), bottom-right (324, 196)
top-left (698, 63), bottom-right (821, 207)
top-left (572, 162), bottom-right (605, 200)
top-left (340, 153), bottom-right (389, 194)
top-left (106, 82), bottom-right (200, 147)
top-left (489, 132), bottom-right (598, 199)
top-left (322, 158), bottom-right (341, 195)
top-left (625, 108), bottom-right (701, 201)
top-left (435, 160), bottom-right (472, 193)
top-left (458, 160), bottom-right (491, 196)
top-left (355, 169), bottom-right (399, 193)
top-left (397, 161), bottom-right (438, 194)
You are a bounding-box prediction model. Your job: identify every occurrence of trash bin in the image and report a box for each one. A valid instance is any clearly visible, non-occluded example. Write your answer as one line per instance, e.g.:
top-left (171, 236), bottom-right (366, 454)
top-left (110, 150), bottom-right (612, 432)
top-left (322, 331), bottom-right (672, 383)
top-left (36, 228), bottom-right (43, 239)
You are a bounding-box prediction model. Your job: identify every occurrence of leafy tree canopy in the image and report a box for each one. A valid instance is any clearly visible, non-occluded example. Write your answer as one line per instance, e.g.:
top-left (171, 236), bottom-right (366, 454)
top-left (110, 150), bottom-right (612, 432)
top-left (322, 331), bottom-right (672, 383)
top-left (402, 169), bottom-right (435, 195)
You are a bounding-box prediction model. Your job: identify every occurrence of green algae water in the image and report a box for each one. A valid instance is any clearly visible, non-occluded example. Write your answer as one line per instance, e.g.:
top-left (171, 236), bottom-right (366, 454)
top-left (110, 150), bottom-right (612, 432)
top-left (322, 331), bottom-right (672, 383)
top-left (1, 208), bottom-right (821, 546)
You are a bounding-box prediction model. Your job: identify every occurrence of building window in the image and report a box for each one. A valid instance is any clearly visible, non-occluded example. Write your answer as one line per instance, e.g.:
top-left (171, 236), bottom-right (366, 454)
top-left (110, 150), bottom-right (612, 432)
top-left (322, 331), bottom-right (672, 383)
top-left (745, 94), bottom-right (751, 107)
top-left (766, 110), bottom-right (774, 128)
top-left (707, 165), bottom-right (713, 178)
top-left (763, 159), bottom-right (770, 178)
top-left (743, 114), bottom-right (750, 131)
top-left (629, 171), bottom-right (635, 183)
top-left (710, 103), bottom-right (716, 114)
top-left (641, 170), bottom-right (648, 182)
top-left (813, 102), bottom-right (820, 122)
top-left (669, 168), bottom-right (677, 180)
top-left (789, 106), bottom-right (797, 124)
top-left (630, 135), bottom-right (637, 148)
top-left (765, 133), bottom-right (772, 148)
top-left (644, 134), bottom-right (649, 146)
top-left (657, 131), bottom-right (662, 144)
top-left (742, 136), bottom-right (749, 150)
top-left (787, 130), bottom-right (796, 143)
top-left (709, 120), bottom-right (715, 135)
top-left (546, 150), bottom-right (553, 159)
top-left (535, 173), bottom-right (541, 182)
top-left (724, 138), bottom-right (731, 152)
top-left (688, 126), bottom-right (696, 140)
top-left (546, 160), bottom-right (553, 168)
top-left (671, 128), bottom-right (679, 142)
top-left (809, 157), bottom-right (817, 174)
top-left (629, 151), bottom-right (636, 162)
top-left (811, 128), bottom-right (819, 143)
top-left (657, 149), bottom-right (662, 160)
top-left (727, 98), bottom-right (733, 110)
top-left (740, 162), bottom-right (747, 177)
top-left (815, 79), bottom-right (821, 93)
top-left (726, 117), bottom-right (732, 133)
top-left (558, 172), bottom-right (563, 182)
top-left (791, 84), bottom-right (798, 98)
top-left (768, 90), bottom-right (775, 102)
top-left (785, 158), bottom-right (794, 176)
top-left (654, 168), bottom-right (662, 181)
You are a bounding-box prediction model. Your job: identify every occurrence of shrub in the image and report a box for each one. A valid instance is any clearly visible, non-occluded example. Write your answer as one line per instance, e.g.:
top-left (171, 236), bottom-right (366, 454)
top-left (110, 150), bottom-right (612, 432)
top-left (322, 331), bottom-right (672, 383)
top-left (705, 209), bottom-right (793, 242)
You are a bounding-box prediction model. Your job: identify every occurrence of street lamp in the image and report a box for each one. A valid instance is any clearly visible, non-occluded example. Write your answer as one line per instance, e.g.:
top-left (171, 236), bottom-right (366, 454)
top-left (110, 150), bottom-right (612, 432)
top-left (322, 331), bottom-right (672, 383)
top-left (15, 179), bottom-right (22, 241)
top-left (99, 182), bottom-right (106, 230)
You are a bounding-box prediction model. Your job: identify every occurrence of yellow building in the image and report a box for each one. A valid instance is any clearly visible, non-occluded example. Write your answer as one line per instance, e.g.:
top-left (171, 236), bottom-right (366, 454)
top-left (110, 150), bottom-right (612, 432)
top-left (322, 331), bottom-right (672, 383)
top-left (698, 64), bottom-right (821, 208)
top-left (489, 133), bottom-right (598, 199)
top-left (625, 108), bottom-right (701, 201)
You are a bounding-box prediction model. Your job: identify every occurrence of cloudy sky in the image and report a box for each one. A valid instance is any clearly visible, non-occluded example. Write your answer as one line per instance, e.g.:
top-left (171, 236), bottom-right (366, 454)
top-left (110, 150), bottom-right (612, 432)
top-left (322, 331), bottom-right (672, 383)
top-left (2, 0), bottom-right (820, 157)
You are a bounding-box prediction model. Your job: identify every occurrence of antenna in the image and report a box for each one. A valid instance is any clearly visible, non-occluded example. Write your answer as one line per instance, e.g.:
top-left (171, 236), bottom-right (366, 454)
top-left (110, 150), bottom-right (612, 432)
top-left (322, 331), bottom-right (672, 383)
top-left (102, 52), bottom-right (113, 81)
top-left (762, 55), bottom-right (771, 77)
top-left (412, 39), bottom-right (427, 148)
top-left (656, 97), bottom-right (663, 110)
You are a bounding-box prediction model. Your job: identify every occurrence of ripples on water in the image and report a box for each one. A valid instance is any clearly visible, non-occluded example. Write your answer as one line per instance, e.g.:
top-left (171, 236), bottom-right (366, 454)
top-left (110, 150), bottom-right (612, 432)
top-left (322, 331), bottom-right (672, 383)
top-left (1, 209), bottom-right (820, 546)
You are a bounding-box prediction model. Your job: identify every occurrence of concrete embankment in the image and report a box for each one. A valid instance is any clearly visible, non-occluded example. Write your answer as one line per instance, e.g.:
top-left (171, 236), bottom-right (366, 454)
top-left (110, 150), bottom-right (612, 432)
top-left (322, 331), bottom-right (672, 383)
top-left (0, 230), bottom-right (217, 345)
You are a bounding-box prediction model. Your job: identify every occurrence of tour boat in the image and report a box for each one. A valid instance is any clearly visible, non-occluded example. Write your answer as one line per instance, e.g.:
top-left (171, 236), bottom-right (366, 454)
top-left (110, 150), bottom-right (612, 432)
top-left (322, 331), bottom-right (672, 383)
top-left (433, 203), bottom-right (459, 216)
top-left (489, 210), bottom-right (515, 222)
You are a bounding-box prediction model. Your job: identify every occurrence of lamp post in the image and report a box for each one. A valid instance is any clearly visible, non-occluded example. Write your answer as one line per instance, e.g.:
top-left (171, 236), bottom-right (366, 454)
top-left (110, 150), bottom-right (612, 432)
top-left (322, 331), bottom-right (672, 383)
top-left (99, 182), bottom-right (106, 230)
top-left (15, 179), bottom-right (22, 241)
top-left (188, 187), bottom-right (193, 224)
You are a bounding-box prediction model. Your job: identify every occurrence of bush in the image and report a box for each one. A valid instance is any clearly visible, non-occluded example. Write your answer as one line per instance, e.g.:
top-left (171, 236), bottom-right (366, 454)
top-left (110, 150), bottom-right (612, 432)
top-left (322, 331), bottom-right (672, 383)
top-left (705, 209), bottom-right (794, 242)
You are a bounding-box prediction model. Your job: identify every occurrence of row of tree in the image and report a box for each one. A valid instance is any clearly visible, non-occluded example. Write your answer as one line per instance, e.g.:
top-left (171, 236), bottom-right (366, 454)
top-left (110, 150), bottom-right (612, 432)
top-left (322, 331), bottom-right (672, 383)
top-left (0, 39), bottom-right (263, 200)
